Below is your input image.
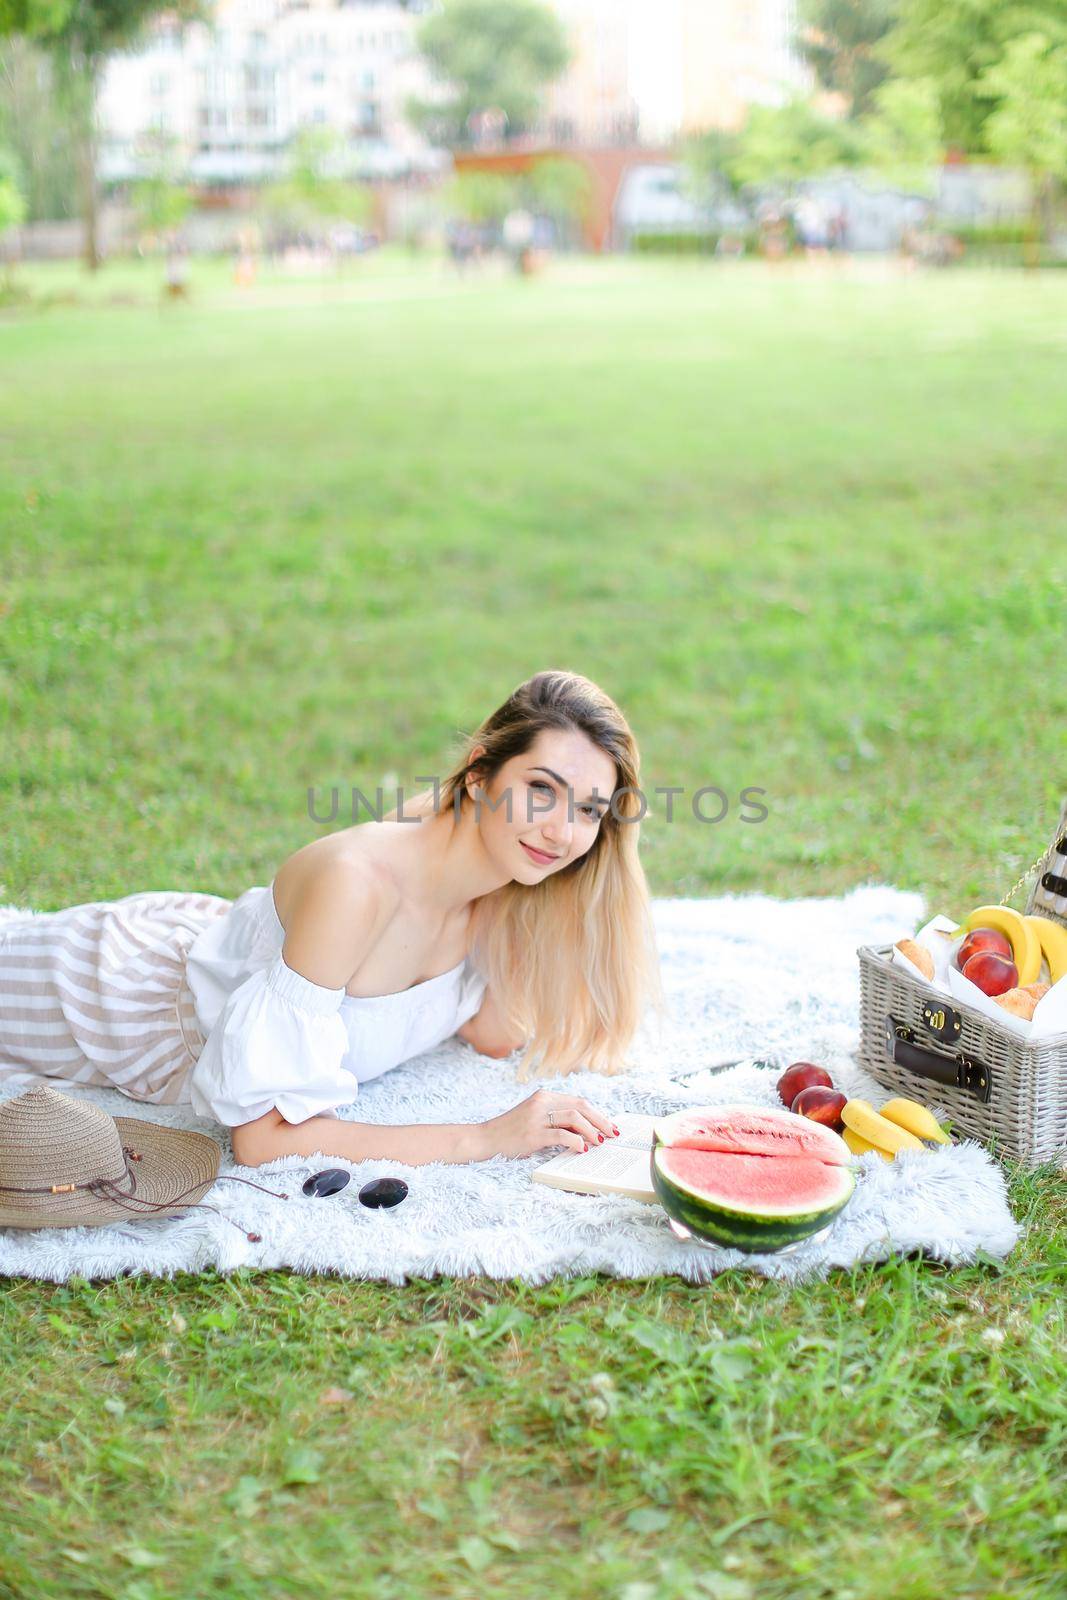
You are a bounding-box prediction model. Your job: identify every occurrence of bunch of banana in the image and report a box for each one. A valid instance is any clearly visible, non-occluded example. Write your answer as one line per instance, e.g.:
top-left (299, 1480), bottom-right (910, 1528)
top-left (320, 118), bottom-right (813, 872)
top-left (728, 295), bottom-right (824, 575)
top-left (958, 906), bottom-right (1042, 984)
top-left (841, 1097), bottom-right (951, 1162)
top-left (1024, 914), bottom-right (1067, 985)
top-left (957, 905), bottom-right (1067, 987)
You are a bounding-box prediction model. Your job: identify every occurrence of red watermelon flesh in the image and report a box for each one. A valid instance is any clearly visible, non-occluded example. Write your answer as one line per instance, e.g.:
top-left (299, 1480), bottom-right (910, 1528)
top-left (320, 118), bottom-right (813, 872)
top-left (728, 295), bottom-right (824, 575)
top-left (653, 1103), bottom-right (850, 1167)
top-left (657, 1147), bottom-right (853, 1220)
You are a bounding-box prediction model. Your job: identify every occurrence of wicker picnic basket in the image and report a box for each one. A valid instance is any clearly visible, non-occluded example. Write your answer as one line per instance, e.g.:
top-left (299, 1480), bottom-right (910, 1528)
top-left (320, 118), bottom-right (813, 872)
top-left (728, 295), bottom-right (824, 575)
top-left (855, 798), bottom-right (1067, 1166)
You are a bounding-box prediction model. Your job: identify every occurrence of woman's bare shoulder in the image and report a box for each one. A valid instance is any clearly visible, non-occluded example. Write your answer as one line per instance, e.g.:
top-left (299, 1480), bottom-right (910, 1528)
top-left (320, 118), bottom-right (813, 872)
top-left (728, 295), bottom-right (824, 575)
top-left (272, 828), bottom-right (398, 931)
top-left (280, 864), bottom-right (396, 992)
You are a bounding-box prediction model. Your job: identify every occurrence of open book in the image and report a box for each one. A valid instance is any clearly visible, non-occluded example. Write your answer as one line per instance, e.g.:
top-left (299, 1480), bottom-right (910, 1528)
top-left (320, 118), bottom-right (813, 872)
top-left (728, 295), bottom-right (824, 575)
top-left (531, 1111), bottom-right (660, 1204)
top-left (528, 1060), bottom-right (762, 1204)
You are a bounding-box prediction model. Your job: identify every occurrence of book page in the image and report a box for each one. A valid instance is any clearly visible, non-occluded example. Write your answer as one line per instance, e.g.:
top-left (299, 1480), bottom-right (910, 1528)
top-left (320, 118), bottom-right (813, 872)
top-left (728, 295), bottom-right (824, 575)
top-left (531, 1112), bottom-right (659, 1202)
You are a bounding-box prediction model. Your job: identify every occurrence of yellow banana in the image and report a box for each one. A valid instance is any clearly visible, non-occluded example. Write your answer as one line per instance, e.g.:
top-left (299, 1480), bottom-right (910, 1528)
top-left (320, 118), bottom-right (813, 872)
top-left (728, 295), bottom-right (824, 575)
top-left (841, 1099), bottom-right (925, 1156)
top-left (1024, 914), bottom-right (1067, 986)
top-left (879, 1098), bottom-right (951, 1145)
top-left (843, 1127), bottom-right (891, 1162)
top-left (961, 906), bottom-right (1041, 985)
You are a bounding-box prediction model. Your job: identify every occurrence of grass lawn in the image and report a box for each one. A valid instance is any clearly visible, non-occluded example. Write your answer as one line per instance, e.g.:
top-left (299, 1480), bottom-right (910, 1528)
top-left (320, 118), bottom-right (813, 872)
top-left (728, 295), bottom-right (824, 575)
top-left (1, 253), bottom-right (1065, 1599)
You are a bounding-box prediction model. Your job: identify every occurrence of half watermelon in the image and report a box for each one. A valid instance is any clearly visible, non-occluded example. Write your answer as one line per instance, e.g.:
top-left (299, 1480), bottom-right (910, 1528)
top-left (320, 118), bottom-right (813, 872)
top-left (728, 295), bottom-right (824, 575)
top-left (653, 1103), bottom-right (851, 1166)
top-left (651, 1103), bottom-right (855, 1252)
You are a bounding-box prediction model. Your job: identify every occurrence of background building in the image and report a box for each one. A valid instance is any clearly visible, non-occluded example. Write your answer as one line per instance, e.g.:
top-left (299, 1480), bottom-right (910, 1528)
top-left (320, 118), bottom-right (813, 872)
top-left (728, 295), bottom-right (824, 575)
top-left (628, 0), bottom-right (809, 142)
top-left (538, 0), bottom-right (638, 146)
top-left (97, 0), bottom-right (808, 186)
top-left (99, 0), bottom-right (436, 186)
top-left (679, 0), bottom-right (808, 132)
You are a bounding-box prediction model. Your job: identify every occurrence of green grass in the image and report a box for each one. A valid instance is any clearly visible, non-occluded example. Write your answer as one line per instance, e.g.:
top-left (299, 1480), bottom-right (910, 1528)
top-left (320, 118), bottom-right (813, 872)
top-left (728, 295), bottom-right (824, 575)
top-left (1, 254), bottom-right (1065, 1598)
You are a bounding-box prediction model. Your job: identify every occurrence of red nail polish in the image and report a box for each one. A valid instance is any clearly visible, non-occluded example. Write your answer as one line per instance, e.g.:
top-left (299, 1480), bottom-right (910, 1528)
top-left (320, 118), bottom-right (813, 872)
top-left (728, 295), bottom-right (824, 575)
top-left (583, 1143), bottom-right (588, 1151)
top-left (598, 1134), bottom-right (604, 1142)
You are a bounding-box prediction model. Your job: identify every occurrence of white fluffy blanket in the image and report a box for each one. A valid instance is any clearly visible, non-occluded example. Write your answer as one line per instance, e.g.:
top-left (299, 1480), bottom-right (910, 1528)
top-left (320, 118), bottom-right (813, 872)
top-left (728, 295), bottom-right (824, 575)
top-left (0, 887), bottom-right (1021, 1283)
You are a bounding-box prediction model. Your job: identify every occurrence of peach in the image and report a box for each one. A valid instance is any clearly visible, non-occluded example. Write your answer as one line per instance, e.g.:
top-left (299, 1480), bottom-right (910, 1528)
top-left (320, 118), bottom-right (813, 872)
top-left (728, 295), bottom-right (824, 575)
top-left (791, 1086), bottom-right (848, 1130)
top-left (961, 950), bottom-right (1018, 997)
top-left (957, 927), bottom-right (1013, 969)
top-left (776, 1062), bottom-right (832, 1107)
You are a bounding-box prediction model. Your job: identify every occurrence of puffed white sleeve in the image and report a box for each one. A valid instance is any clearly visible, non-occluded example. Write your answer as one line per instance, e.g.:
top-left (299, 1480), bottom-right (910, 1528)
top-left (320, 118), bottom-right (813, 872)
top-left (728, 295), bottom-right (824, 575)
top-left (186, 955), bottom-right (356, 1127)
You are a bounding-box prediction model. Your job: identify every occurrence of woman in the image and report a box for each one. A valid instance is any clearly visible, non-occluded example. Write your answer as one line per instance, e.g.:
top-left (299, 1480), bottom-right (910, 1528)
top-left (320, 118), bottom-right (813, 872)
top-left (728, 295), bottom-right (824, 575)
top-left (0, 671), bottom-right (665, 1170)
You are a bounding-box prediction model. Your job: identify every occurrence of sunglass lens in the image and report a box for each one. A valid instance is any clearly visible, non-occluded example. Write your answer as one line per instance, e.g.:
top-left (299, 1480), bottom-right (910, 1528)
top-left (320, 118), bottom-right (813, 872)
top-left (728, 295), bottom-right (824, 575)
top-left (302, 1168), bottom-right (352, 1198)
top-left (358, 1176), bottom-right (409, 1209)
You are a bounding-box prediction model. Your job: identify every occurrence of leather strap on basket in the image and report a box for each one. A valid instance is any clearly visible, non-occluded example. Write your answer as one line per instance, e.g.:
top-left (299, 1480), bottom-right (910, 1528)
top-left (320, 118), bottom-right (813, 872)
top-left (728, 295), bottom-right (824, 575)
top-left (885, 1015), bottom-right (993, 1103)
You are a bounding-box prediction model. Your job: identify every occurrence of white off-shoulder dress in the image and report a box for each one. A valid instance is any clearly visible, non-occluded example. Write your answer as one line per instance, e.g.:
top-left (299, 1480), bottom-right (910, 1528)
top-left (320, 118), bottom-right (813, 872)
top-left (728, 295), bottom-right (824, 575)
top-left (0, 883), bottom-right (488, 1129)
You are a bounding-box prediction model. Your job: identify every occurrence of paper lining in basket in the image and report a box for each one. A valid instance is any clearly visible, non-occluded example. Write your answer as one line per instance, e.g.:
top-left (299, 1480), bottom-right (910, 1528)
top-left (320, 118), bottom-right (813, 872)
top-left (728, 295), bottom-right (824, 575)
top-left (891, 914), bottom-right (1067, 1042)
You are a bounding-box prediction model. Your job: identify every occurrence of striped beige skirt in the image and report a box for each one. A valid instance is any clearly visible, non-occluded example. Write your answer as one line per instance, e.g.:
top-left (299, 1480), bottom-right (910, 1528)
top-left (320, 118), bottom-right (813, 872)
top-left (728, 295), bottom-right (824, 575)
top-left (0, 891), bottom-right (233, 1105)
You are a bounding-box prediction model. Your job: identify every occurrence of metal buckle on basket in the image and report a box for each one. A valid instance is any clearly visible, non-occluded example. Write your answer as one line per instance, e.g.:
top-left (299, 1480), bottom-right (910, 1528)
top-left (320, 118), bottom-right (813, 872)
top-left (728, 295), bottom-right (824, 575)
top-left (956, 1053), bottom-right (992, 1100)
top-left (921, 1000), bottom-right (962, 1043)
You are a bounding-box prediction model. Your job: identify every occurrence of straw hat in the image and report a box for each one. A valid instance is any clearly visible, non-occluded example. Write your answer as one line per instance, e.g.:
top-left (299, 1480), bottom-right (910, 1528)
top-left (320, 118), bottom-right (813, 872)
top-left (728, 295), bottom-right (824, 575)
top-left (0, 1086), bottom-right (221, 1230)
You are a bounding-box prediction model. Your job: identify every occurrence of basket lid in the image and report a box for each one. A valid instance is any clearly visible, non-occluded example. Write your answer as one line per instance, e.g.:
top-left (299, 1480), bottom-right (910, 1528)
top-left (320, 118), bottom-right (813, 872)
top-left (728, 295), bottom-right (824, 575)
top-left (1024, 796), bottom-right (1067, 929)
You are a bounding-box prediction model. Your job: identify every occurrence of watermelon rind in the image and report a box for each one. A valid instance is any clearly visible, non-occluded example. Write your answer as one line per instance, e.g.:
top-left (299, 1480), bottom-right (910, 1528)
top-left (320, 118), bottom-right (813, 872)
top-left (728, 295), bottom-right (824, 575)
top-left (651, 1144), bottom-right (854, 1254)
top-left (652, 1102), bottom-right (851, 1167)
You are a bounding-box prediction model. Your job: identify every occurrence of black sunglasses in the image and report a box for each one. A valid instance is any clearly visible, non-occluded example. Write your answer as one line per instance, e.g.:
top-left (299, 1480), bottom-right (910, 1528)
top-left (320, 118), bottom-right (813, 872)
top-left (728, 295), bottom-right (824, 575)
top-left (301, 1168), bottom-right (408, 1208)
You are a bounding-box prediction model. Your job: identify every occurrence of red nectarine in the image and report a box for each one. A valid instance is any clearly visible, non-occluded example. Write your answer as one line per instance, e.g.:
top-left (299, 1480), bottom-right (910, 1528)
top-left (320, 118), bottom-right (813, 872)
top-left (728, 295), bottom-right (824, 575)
top-left (961, 950), bottom-right (1018, 997)
top-left (957, 927), bottom-right (1013, 969)
top-left (776, 1062), bottom-right (832, 1108)
top-left (791, 1086), bottom-right (848, 1130)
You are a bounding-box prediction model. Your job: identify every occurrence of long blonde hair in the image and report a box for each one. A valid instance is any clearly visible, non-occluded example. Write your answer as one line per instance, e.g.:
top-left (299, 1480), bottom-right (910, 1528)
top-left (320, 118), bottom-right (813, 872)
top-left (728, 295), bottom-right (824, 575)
top-left (428, 670), bottom-right (667, 1081)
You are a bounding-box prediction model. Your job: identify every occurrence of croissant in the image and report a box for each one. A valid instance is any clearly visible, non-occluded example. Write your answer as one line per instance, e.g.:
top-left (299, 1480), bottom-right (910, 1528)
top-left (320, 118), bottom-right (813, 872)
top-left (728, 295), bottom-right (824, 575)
top-left (894, 938), bottom-right (934, 981)
top-left (994, 987), bottom-right (1038, 1020)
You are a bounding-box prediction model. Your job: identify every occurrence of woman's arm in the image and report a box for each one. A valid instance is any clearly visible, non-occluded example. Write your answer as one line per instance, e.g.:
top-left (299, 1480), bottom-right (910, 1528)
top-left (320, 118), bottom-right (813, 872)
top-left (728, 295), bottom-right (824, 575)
top-left (230, 1088), bottom-right (617, 1169)
top-left (456, 983), bottom-right (526, 1059)
top-left (231, 1107), bottom-right (489, 1167)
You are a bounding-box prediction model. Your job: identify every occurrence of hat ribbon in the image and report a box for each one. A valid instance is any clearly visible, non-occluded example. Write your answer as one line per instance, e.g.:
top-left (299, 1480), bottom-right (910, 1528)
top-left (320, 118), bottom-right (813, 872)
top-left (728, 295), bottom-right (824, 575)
top-left (0, 1144), bottom-right (296, 1243)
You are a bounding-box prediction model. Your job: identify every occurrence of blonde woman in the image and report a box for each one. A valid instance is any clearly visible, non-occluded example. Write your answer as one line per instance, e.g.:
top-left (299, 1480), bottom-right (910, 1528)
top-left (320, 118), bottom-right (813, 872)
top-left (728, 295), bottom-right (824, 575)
top-left (0, 670), bottom-right (666, 1169)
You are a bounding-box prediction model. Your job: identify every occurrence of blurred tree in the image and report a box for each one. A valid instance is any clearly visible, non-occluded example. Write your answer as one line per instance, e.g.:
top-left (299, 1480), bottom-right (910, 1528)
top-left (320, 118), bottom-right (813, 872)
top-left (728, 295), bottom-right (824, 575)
top-left (443, 168), bottom-right (517, 222)
top-left (0, 141), bottom-right (27, 285)
top-left (524, 155), bottom-right (590, 240)
top-left (976, 32), bottom-right (1067, 249)
top-left (858, 75), bottom-right (942, 192)
top-left (0, 36), bottom-right (80, 220)
top-left (409, 0), bottom-right (570, 148)
top-left (0, 0), bottom-right (207, 270)
top-left (733, 99), bottom-right (864, 188)
top-left (881, 0), bottom-right (1067, 155)
top-left (130, 128), bottom-right (191, 246)
top-left (260, 126), bottom-right (373, 247)
top-left (796, 0), bottom-right (896, 118)
top-left (681, 127), bottom-right (744, 216)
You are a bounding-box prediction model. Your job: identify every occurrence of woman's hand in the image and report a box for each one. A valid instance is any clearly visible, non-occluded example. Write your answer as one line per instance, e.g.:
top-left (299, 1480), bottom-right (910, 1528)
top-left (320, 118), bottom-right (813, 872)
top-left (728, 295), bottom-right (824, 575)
top-left (477, 1088), bottom-right (620, 1159)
